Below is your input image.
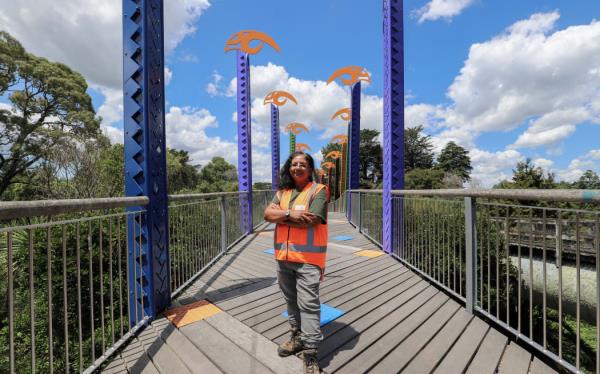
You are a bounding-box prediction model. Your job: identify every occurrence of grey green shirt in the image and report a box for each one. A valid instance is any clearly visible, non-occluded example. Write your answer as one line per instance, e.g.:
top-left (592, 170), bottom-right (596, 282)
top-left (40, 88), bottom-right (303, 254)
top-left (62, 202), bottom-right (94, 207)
top-left (271, 186), bottom-right (328, 224)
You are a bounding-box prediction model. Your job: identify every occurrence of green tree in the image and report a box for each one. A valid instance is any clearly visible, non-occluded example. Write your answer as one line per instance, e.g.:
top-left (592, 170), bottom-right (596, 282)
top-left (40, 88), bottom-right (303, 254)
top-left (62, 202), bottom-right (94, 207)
top-left (253, 182), bottom-right (271, 190)
top-left (437, 141), bottom-right (472, 181)
top-left (0, 32), bottom-right (101, 199)
top-left (405, 168), bottom-right (445, 190)
top-left (359, 129), bottom-right (382, 188)
top-left (197, 156), bottom-right (238, 193)
top-left (404, 125), bottom-right (434, 171)
top-left (574, 170), bottom-right (600, 189)
top-left (495, 158), bottom-right (557, 189)
top-left (167, 149), bottom-right (200, 194)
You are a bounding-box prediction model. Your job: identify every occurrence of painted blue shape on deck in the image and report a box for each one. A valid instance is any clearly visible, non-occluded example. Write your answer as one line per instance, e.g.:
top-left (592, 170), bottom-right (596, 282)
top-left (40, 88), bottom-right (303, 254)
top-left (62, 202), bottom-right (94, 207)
top-left (263, 248), bottom-right (275, 255)
top-left (282, 303), bottom-right (345, 326)
top-left (332, 235), bottom-right (354, 241)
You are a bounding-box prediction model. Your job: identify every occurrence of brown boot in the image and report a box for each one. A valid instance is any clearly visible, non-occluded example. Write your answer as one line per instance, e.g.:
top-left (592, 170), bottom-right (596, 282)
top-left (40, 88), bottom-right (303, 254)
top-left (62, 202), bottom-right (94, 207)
top-left (300, 348), bottom-right (320, 374)
top-left (277, 327), bottom-right (302, 357)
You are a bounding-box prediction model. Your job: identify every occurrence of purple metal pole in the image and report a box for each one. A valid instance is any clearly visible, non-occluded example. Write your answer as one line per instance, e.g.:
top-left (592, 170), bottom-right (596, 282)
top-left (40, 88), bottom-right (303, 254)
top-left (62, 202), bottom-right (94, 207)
top-left (270, 104), bottom-right (280, 189)
top-left (383, 0), bottom-right (405, 255)
top-left (347, 81), bottom-right (361, 219)
top-left (123, 0), bottom-right (170, 322)
top-left (236, 51), bottom-right (253, 234)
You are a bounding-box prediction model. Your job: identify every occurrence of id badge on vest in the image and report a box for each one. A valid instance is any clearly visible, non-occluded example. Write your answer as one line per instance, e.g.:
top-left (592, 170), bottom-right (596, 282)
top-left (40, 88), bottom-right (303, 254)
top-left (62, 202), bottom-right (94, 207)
top-left (294, 205), bottom-right (305, 211)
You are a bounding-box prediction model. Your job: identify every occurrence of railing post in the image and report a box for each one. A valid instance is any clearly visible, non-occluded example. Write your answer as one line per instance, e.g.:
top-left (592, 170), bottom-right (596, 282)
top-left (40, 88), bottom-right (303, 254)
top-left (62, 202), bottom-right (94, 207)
top-left (465, 197), bottom-right (477, 314)
top-left (220, 196), bottom-right (228, 253)
top-left (357, 192), bottom-right (362, 232)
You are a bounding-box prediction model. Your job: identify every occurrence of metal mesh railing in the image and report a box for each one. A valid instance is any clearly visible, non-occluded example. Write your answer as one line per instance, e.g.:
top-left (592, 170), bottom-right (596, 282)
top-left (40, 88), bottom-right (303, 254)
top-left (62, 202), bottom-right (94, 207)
top-left (344, 188), bottom-right (600, 373)
top-left (252, 190), bottom-right (275, 229)
top-left (0, 198), bottom-right (148, 373)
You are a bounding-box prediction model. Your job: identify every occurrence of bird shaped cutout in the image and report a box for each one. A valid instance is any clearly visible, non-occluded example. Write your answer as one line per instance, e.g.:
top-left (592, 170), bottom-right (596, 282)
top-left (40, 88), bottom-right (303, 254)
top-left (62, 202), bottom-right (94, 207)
top-left (224, 30), bottom-right (280, 55)
top-left (296, 143), bottom-right (312, 152)
top-left (331, 108), bottom-right (351, 122)
top-left (326, 66), bottom-right (371, 86)
top-left (285, 122), bottom-right (309, 135)
top-left (330, 134), bottom-right (348, 144)
top-left (321, 162), bottom-right (336, 170)
top-left (326, 151), bottom-right (342, 160)
top-left (263, 91), bottom-right (298, 107)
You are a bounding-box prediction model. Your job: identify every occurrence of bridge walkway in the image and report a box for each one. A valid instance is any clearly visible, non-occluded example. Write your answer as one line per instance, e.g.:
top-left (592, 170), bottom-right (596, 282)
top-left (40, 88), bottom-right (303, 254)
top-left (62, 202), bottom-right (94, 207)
top-left (101, 213), bottom-right (556, 373)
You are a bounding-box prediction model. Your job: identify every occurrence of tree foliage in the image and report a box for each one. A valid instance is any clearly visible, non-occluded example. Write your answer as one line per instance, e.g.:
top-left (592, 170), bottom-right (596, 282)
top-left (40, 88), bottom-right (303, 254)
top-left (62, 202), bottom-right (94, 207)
top-left (197, 156), bottom-right (238, 193)
top-left (0, 31), bottom-right (101, 198)
top-left (437, 141), bottom-right (472, 181)
top-left (359, 129), bottom-right (382, 188)
top-left (495, 158), bottom-right (557, 189)
top-left (574, 170), bottom-right (600, 189)
top-left (167, 149), bottom-right (199, 194)
top-left (404, 125), bottom-right (434, 171)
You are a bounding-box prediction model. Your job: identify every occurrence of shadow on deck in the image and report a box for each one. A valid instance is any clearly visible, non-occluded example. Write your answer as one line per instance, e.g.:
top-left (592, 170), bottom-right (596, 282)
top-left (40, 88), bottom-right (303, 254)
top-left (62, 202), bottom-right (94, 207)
top-left (101, 213), bottom-right (557, 374)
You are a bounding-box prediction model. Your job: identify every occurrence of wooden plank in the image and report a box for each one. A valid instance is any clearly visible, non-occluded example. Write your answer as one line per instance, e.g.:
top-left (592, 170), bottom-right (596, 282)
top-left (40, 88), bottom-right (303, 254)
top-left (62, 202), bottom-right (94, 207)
top-left (529, 357), bottom-right (557, 374)
top-left (323, 291), bottom-right (448, 373)
top-left (318, 285), bottom-right (437, 362)
top-left (363, 300), bottom-right (461, 373)
top-left (237, 258), bottom-right (396, 323)
top-left (402, 308), bottom-right (472, 374)
top-left (205, 311), bottom-right (303, 374)
top-left (251, 265), bottom-right (407, 334)
top-left (246, 263), bottom-right (403, 331)
top-left (267, 270), bottom-right (418, 342)
top-left (433, 317), bottom-right (489, 374)
top-left (135, 325), bottom-right (193, 374)
top-left (119, 335), bottom-right (161, 374)
top-left (151, 318), bottom-right (223, 374)
top-left (497, 342), bottom-right (532, 374)
top-left (465, 328), bottom-right (508, 374)
top-left (180, 319), bottom-right (273, 374)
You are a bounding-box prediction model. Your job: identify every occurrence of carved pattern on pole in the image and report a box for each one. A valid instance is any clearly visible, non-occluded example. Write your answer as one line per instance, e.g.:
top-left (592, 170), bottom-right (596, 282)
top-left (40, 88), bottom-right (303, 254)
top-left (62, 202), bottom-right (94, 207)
top-left (271, 104), bottom-right (280, 189)
top-left (236, 51), bottom-right (253, 234)
top-left (123, 0), bottom-right (170, 323)
top-left (383, 0), bottom-right (405, 255)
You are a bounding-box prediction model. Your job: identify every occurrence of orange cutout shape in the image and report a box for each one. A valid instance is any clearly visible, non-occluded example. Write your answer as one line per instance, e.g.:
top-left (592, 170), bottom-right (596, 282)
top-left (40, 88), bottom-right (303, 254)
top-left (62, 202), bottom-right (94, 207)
top-left (165, 299), bottom-right (222, 328)
top-left (331, 134), bottom-right (348, 144)
top-left (327, 66), bottom-right (371, 86)
top-left (331, 108), bottom-right (351, 121)
top-left (326, 151), bottom-right (342, 160)
top-left (296, 143), bottom-right (312, 152)
top-left (321, 161), bottom-right (336, 169)
top-left (354, 249), bottom-right (384, 258)
top-left (285, 122), bottom-right (309, 135)
top-left (224, 30), bottom-right (280, 55)
top-left (264, 90), bottom-right (298, 106)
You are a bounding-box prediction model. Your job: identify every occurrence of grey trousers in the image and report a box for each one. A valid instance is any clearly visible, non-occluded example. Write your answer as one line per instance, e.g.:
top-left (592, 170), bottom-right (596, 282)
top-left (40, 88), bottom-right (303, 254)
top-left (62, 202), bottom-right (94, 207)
top-left (277, 260), bottom-right (323, 348)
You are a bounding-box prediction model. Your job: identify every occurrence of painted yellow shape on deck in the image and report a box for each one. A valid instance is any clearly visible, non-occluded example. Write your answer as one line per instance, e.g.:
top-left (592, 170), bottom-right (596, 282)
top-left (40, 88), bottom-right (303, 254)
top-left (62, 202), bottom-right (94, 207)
top-left (257, 231), bottom-right (273, 236)
top-left (354, 249), bottom-right (384, 258)
top-left (165, 299), bottom-right (222, 328)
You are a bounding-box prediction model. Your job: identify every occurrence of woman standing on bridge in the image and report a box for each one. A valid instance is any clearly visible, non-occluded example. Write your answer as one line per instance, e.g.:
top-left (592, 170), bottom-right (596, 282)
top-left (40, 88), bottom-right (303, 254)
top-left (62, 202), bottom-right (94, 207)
top-left (264, 151), bottom-right (329, 374)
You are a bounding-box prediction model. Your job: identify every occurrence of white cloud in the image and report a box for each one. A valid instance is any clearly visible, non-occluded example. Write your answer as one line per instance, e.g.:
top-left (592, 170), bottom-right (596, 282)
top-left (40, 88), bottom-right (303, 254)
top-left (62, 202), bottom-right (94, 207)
top-left (231, 63), bottom-right (382, 149)
top-left (164, 67), bottom-right (173, 86)
top-left (206, 71), bottom-right (227, 97)
top-left (414, 0), bottom-right (475, 24)
top-left (468, 148), bottom-right (524, 187)
top-left (0, 0), bottom-right (210, 90)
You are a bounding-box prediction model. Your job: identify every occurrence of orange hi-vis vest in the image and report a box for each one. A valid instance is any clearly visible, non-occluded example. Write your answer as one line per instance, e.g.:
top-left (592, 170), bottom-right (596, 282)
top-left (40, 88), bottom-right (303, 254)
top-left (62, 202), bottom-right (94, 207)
top-left (274, 182), bottom-right (328, 270)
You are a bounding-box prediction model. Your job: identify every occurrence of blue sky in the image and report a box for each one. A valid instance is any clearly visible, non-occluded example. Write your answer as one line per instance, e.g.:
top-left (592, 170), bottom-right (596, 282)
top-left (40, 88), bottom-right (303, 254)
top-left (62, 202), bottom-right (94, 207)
top-left (3, 0), bottom-right (600, 186)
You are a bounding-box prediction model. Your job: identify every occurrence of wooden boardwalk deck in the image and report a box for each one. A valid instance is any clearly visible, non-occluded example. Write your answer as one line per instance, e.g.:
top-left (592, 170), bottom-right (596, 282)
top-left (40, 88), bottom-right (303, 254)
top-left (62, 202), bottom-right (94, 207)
top-left (102, 213), bottom-right (557, 374)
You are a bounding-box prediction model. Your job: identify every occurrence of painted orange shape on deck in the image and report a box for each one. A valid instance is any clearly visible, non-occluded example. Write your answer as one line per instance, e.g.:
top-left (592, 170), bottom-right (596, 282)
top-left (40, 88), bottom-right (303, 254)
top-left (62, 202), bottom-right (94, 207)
top-left (354, 249), bottom-right (384, 258)
top-left (165, 299), bottom-right (222, 328)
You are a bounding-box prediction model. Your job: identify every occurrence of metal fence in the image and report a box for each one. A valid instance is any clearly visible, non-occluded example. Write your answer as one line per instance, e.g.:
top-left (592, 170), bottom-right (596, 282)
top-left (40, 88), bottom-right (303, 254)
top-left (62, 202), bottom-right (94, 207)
top-left (0, 190), bottom-right (273, 373)
top-left (346, 188), bottom-right (600, 374)
top-left (0, 197), bottom-right (148, 374)
top-left (252, 190), bottom-right (275, 229)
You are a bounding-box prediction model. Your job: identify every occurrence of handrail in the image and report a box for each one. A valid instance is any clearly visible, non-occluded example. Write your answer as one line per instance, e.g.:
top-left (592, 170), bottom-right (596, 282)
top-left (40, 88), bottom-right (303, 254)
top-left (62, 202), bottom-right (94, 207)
top-left (347, 188), bottom-right (600, 204)
top-left (168, 191), bottom-right (246, 202)
top-left (0, 196), bottom-right (149, 220)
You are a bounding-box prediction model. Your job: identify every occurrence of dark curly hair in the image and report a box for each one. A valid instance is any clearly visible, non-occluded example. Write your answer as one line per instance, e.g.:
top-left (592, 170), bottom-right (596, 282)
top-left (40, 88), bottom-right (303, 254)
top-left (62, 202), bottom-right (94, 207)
top-left (279, 151), bottom-right (315, 190)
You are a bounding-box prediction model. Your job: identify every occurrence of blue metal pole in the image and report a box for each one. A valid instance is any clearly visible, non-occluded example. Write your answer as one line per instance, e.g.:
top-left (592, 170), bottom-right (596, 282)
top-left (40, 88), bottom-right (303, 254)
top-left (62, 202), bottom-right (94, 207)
top-left (123, 0), bottom-right (170, 324)
top-left (383, 0), bottom-right (405, 255)
top-left (347, 81), bottom-right (361, 219)
top-left (236, 51), bottom-right (253, 234)
top-left (271, 104), bottom-right (280, 189)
